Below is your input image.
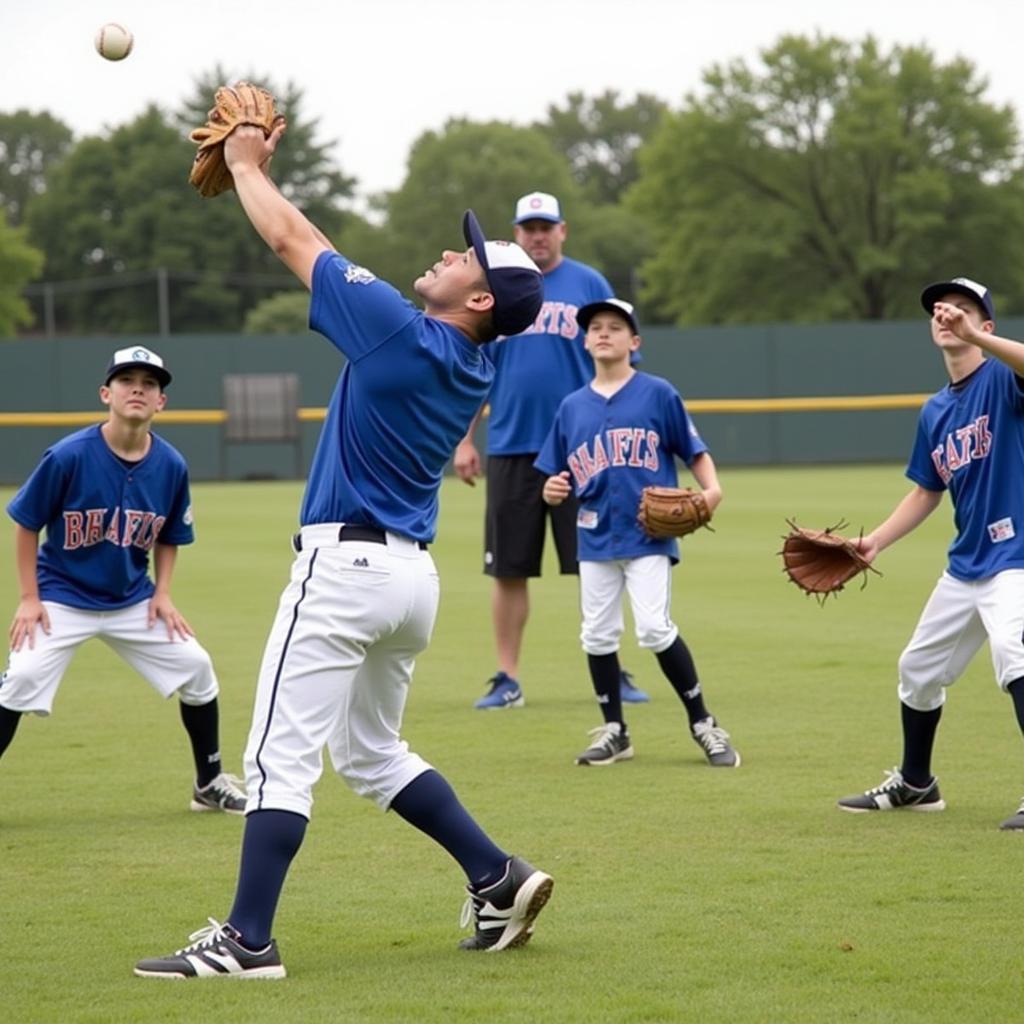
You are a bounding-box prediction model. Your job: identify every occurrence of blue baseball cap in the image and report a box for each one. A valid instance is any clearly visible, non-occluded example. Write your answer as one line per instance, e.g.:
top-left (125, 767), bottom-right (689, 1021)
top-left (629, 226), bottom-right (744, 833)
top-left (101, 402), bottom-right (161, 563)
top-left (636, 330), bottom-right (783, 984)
top-left (104, 345), bottom-right (172, 388)
top-left (578, 298), bottom-right (640, 335)
top-left (921, 277), bottom-right (995, 322)
top-left (463, 210), bottom-right (543, 336)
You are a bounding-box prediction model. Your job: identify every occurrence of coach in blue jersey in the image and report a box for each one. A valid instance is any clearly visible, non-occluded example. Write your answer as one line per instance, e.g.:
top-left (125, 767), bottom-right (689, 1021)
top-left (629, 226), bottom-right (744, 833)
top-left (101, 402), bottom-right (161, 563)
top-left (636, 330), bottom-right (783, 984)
top-left (455, 191), bottom-right (650, 709)
top-left (837, 278), bottom-right (1024, 830)
top-left (136, 117), bottom-right (553, 980)
top-left (1, 346), bottom-right (246, 815)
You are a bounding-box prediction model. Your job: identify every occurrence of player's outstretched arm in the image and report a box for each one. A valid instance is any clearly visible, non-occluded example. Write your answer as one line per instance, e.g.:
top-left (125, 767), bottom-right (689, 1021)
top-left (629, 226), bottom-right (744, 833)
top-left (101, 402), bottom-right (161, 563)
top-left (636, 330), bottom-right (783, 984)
top-left (225, 125), bottom-right (329, 290)
top-left (934, 301), bottom-right (1024, 376)
top-left (542, 471), bottom-right (572, 506)
top-left (149, 543), bottom-right (195, 640)
top-left (9, 524), bottom-right (49, 651)
top-left (688, 452), bottom-right (723, 516)
top-left (855, 484), bottom-right (943, 563)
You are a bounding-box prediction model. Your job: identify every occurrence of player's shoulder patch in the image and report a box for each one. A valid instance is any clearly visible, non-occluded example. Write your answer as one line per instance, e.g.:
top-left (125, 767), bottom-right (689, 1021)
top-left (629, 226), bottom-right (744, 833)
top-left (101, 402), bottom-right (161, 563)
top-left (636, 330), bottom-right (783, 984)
top-left (344, 265), bottom-right (377, 285)
top-left (182, 505), bottom-right (194, 527)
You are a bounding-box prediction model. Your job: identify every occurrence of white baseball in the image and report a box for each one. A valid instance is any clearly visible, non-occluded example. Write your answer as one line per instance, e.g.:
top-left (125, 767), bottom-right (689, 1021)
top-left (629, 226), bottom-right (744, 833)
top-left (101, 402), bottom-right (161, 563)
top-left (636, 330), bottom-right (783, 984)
top-left (95, 23), bottom-right (133, 61)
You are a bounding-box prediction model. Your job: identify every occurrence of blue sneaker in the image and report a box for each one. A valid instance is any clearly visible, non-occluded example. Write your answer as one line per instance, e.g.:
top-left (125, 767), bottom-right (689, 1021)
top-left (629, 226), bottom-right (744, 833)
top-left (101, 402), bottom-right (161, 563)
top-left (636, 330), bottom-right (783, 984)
top-left (620, 670), bottom-right (651, 704)
top-left (473, 672), bottom-right (525, 710)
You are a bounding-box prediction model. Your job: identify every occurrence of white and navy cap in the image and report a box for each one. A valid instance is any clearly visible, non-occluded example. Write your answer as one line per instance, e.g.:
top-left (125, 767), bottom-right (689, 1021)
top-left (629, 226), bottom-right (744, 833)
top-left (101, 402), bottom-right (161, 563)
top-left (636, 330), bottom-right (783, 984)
top-left (578, 298), bottom-right (640, 335)
top-left (920, 277), bottom-right (995, 322)
top-left (104, 345), bottom-right (172, 388)
top-left (463, 210), bottom-right (544, 336)
top-left (513, 191), bottom-right (563, 225)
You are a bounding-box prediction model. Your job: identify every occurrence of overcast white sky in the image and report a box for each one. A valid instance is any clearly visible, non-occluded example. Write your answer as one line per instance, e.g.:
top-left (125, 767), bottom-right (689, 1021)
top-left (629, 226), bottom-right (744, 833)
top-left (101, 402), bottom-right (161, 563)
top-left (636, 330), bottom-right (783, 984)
top-left (4, 0), bottom-right (1022, 202)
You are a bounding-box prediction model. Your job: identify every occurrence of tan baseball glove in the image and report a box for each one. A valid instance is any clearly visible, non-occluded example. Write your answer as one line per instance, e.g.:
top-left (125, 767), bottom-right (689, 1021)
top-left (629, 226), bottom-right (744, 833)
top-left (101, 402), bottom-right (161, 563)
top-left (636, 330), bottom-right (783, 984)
top-left (188, 82), bottom-right (284, 198)
top-left (779, 519), bottom-right (880, 601)
top-left (637, 486), bottom-right (712, 539)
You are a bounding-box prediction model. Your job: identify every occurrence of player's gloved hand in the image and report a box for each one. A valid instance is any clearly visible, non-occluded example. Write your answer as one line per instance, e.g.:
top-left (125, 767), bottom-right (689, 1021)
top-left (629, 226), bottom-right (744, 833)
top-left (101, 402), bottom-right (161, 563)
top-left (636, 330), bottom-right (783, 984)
top-left (9, 597), bottom-right (51, 651)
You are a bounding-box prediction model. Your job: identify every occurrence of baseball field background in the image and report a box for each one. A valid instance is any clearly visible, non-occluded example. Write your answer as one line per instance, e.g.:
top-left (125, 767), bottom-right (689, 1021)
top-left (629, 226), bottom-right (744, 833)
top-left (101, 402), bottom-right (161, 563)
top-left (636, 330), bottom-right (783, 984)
top-left (1, 468), bottom-right (1020, 1023)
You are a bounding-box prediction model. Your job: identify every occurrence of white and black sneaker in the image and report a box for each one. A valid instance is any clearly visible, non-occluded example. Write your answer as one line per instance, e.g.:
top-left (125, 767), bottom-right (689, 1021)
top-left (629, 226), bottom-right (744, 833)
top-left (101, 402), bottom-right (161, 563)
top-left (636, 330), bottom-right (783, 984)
top-left (575, 722), bottom-right (634, 766)
top-left (691, 717), bottom-right (740, 767)
top-left (459, 856), bottom-right (554, 952)
top-left (1000, 797), bottom-right (1024, 831)
top-left (191, 773), bottom-right (247, 815)
top-left (837, 767), bottom-right (945, 813)
top-left (134, 918), bottom-right (286, 979)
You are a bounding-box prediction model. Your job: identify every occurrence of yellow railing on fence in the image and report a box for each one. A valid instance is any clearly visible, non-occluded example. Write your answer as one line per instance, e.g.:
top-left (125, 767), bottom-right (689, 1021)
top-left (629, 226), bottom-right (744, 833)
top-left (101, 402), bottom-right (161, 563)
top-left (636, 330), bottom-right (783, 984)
top-left (0, 394), bottom-right (930, 428)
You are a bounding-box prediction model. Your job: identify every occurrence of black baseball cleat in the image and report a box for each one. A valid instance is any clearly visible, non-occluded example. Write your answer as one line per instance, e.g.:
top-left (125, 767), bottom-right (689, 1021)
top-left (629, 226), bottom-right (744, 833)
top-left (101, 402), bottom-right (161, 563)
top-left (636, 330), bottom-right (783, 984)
top-left (575, 722), bottom-right (634, 766)
top-left (134, 918), bottom-right (286, 979)
top-left (191, 773), bottom-right (247, 815)
top-left (691, 716), bottom-right (740, 767)
top-left (999, 797), bottom-right (1024, 831)
top-left (837, 767), bottom-right (945, 813)
top-left (459, 856), bottom-right (553, 952)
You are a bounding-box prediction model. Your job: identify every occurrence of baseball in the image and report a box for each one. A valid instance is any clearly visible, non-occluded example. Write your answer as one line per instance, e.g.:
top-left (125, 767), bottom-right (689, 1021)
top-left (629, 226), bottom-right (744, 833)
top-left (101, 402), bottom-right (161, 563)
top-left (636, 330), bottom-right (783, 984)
top-left (94, 23), bottom-right (133, 61)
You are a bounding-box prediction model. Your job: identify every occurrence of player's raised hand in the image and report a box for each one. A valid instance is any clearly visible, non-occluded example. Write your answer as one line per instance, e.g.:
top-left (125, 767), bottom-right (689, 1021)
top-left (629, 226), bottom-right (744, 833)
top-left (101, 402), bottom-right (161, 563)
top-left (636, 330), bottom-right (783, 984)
top-left (542, 471), bottom-right (572, 506)
top-left (9, 597), bottom-right (50, 651)
top-left (453, 439), bottom-right (482, 486)
top-left (933, 302), bottom-right (983, 345)
top-left (224, 123), bottom-right (284, 174)
top-left (148, 593), bottom-right (195, 641)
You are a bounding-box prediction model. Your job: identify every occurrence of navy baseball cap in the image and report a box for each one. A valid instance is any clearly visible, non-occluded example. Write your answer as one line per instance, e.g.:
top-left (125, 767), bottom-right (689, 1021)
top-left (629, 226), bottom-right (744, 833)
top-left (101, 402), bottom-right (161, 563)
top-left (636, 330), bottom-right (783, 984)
top-left (513, 191), bottom-right (563, 225)
top-left (920, 277), bottom-right (995, 322)
top-left (104, 345), bottom-right (172, 388)
top-left (463, 210), bottom-right (544, 336)
top-left (578, 298), bottom-right (640, 335)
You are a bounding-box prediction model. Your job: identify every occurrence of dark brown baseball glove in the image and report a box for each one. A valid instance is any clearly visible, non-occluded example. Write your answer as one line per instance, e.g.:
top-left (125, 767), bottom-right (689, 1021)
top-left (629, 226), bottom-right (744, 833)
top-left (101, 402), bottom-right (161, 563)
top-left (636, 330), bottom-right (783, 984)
top-left (780, 519), bottom-right (880, 601)
top-left (188, 82), bottom-right (285, 198)
top-left (637, 486), bottom-right (712, 539)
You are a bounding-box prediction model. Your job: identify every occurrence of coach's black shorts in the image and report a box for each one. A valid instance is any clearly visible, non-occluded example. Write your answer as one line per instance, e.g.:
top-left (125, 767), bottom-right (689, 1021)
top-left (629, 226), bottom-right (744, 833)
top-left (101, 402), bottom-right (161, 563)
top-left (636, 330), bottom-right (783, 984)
top-left (484, 454), bottom-right (579, 578)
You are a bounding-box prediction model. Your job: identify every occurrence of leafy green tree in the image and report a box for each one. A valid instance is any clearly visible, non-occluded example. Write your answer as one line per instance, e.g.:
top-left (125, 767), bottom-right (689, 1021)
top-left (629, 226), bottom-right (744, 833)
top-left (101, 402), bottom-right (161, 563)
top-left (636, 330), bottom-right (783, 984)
top-left (0, 219), bottom-right (44, 336)
top-left (538, 91), bottom-right (667, 206)
top-left (0, 110), bottom-right (73, 226)
top-left (243, 290), bottom-right (310, 334)
top-left (630, 35), bottom-right (1024, 325)
top-left (379, 119), bottom-right (583, 296)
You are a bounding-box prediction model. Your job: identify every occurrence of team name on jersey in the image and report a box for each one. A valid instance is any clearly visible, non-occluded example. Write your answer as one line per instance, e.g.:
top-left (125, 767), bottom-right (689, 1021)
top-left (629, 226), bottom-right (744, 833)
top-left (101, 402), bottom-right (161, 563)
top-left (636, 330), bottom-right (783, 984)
top-left (930, 415), bottom-right (992, 485)
top-left (62, 507), bottom-right (166, 552)
top-left (520, 301), bottom-right (580, 340)
top-left (568, 429), bottom-right (661, 488)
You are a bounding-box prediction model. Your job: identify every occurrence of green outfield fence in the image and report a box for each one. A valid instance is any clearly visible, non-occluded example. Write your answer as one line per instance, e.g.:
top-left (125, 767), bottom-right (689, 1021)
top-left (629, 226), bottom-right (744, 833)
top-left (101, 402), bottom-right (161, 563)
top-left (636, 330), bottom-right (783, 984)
top-left (3, 319), bottom-right (1021, 483)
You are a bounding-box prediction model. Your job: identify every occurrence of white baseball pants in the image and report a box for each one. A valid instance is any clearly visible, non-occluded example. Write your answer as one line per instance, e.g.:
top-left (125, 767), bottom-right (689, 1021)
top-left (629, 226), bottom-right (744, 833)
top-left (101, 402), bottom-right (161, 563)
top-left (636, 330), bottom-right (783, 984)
top-left (898, 569), bottom-right (1024, 711)
top-left (244, 526), bottom-right (439, 819)
top-left (0, 599), bottom-right (218, 715)
top-left (579, 555), bottom-right (678, 656)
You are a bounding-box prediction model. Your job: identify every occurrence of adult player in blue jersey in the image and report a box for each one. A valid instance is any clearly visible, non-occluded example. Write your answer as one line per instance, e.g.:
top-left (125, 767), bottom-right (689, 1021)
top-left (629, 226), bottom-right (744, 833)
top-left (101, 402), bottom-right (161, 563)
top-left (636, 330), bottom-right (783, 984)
top-left (135, 118), bottom-right (552, 980)
top-left (1, 346), bottom-right (246, 814)
top-left (455, 191), bottom-right (650, 709)
top-left (535, 299), bottom-right (740, 768)
top-left (837, 277), bottom-right (1024, 830)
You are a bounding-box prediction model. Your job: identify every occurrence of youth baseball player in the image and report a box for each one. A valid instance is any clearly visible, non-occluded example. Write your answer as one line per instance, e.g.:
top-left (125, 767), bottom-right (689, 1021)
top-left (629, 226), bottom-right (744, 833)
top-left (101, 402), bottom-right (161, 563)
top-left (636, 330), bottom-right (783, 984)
top-left (837, 278), bottom-right (1024, 830)
top-left (1, 346), bottom-right (246, 814)
top-left (534, 299), bottom-right (739, 767)
top-left (454, 192), bottom-right (650, 708)
top-left (135, 119), bottom-right (552, 980)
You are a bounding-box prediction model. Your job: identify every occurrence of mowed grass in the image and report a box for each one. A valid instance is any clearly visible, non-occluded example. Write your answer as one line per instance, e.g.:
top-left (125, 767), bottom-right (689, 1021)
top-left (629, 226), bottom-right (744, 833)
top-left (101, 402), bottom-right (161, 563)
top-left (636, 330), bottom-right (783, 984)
top-left (1, 466), bottom-right (1022, 1024)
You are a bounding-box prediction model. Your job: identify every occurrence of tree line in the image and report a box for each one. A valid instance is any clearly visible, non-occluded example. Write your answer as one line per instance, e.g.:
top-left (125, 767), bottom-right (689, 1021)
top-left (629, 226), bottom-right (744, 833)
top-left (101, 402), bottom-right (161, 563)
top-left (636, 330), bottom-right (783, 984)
top-left (2, 34), bottom-right (1023, 339)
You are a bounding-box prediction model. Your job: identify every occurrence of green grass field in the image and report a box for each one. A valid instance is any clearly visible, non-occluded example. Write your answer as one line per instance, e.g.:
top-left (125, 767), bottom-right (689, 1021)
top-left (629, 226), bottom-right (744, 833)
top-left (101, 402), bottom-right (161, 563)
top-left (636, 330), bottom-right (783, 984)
top-left (1, 467), bottom-right (1021, 1023)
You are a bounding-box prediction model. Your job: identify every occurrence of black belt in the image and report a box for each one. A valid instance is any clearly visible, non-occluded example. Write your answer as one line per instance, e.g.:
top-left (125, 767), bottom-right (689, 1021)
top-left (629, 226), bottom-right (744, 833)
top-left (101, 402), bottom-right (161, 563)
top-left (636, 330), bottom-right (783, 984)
top-left (292, 525), bottom-right (427, 552)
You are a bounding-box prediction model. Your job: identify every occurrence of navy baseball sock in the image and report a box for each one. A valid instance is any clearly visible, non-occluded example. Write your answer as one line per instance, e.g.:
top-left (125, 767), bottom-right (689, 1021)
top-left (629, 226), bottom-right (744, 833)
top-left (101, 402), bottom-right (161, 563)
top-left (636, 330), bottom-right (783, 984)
top-left (587, 653), bottom-right (624, 726)
top-left (0, 706), bottom-right (22, 758)
top-left (1007, 677), bottom-right (1024, 734)
top-left (900, 701), bottom-right (942, 788)
top-left (179, 698), bottom-right (222, 788)
top-left (390, 770), bottom-right (509, 887)
top-left (227, 809), bottom-right (308, 950)
top-left (656, 637), bottom-right (709, 725)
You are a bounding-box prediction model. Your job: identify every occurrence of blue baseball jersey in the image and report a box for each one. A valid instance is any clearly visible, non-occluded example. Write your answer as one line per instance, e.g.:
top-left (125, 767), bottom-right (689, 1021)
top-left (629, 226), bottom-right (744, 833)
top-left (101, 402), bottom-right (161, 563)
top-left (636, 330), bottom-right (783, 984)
top-left (534, 372), bottom-right (709, 563)
top-left (906, 358), bottom-right (1024, 580)
top-left (303, 251), bottom-right (494, 541)
top-left (6, 425), bottom-right (195, 611)
top-left (482, 256), bottom-right (612, 455)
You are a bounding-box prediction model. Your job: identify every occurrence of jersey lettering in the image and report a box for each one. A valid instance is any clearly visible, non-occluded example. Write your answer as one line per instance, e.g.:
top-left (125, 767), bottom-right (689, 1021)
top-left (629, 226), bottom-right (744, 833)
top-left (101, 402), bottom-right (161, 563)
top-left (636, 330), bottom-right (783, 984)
top-left (568, 428), bottom-right (663, 489)
top-left (522, 301), bottom-right (581, 341)
top-left (930, 414), bottom-right (991, 485)
top-left (62, 506), bottom-right (165, 552)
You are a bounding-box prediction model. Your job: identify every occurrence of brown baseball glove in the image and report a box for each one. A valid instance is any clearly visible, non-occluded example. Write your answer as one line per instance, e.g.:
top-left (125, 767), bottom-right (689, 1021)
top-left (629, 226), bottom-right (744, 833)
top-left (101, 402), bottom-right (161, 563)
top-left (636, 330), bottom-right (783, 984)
top-left (637, 486), bottom-right (712, 539)
top-left (780, 519), bottom-right (879, 601)
top-left (188, 82), bottom-right (284, 198)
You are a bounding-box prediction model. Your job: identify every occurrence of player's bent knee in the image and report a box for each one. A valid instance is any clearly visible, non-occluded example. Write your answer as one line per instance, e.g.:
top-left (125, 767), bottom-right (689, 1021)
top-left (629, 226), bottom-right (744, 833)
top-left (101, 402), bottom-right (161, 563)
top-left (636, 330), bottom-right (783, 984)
top-left (636, 624), bottom-right (678, 651)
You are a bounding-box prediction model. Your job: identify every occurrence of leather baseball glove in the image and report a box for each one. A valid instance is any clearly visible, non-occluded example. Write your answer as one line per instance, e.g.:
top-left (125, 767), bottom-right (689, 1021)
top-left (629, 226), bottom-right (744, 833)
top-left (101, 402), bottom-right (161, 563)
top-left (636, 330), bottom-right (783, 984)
top-left (779, 519), bottom-right (879, 601)
top-left (637, 486), bottom-right (712, 539)
top-left (188, 82), bottom-right (284, 198)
